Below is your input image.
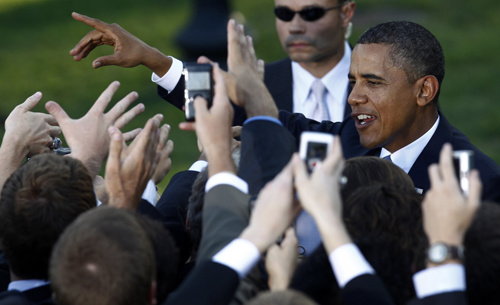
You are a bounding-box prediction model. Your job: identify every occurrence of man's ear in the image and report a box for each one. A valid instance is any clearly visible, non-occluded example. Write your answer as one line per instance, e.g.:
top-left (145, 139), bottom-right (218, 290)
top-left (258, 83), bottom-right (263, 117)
top-left (340, 1), bottom-right (356, 27)
top-left (416, 75), bottom-right (439, 106)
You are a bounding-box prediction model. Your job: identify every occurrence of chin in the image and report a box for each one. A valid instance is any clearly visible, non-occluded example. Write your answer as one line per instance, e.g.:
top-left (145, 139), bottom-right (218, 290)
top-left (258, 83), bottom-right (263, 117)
top-left (359, 138), bottom-right (380, 150)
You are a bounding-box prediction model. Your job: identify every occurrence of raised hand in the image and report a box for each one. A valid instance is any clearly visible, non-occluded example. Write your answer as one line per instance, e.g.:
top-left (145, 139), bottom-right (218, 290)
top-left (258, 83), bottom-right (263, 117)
top-left (45, 81), bottom-right (145, 177)
top-left (105, 116), bottom-right (163, 209)
top-left (423, 143), bottom-right (482, 246)
top-left (179, 63), bottom-right (236, 177)
top-left (0, 92), bottom-right (61, 189)
top-left (225, 20), bottom-right (277, 117)
top-left (70, 12), bottom-right (172, 76)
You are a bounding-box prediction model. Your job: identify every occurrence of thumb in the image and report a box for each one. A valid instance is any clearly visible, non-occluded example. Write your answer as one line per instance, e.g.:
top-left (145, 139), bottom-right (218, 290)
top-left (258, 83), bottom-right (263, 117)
top-left (21, 92), bottom-right (43, 112)
top-left (93, 54), bottom-right (120, 69)
top-left (45, 101), bottom-right (70, 124)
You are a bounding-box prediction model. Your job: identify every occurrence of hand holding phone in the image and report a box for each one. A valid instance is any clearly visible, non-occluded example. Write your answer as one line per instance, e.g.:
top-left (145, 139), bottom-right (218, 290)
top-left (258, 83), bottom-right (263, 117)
top-left (299, 131), bottom-right (335, 173)
top-left (183, 63), bottom-right (214, 121)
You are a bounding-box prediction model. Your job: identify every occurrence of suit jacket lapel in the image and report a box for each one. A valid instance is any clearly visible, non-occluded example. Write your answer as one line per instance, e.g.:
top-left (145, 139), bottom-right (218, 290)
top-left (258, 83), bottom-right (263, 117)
top-left (408, 114), bottom-right (453, 192)
top-left (264, 58), bottom-right (294, 112)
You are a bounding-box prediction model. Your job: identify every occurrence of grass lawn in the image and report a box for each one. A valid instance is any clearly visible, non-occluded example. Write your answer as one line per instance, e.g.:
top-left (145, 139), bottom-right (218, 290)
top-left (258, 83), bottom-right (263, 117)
top-left (1, 0), bottom-right (499, 192)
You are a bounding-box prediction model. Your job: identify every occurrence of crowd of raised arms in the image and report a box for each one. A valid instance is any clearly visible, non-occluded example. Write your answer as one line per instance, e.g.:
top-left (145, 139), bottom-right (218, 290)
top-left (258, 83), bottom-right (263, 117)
top-left (1, 1), bottom-right (500, 304)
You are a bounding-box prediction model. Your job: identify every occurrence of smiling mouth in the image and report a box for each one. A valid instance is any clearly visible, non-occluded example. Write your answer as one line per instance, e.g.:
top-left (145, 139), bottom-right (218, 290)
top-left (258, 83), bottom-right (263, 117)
top-left (357, 114), bottom-right (376, 125)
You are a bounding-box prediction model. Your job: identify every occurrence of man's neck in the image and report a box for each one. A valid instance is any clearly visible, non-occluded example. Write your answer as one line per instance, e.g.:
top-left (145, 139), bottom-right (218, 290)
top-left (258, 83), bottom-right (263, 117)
top-left (298, 46), bottom-right (345, 79)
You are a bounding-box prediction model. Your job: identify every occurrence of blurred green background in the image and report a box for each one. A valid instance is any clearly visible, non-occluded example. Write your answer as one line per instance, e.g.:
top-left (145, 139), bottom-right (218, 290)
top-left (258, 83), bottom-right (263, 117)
top-left (1, 0), bottom-right (499, 192)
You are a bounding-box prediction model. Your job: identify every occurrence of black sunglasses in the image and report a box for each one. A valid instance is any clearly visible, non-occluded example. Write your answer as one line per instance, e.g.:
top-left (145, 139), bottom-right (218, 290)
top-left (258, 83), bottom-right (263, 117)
top-left (274, 5), bottom-right (343, 22)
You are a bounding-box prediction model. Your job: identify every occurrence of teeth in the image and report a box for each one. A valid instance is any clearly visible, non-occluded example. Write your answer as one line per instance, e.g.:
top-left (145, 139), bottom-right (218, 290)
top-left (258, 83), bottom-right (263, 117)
top-left (357, 114), bottom-right (373, 120)
top-left (360, 121), bottom-right (366, 125)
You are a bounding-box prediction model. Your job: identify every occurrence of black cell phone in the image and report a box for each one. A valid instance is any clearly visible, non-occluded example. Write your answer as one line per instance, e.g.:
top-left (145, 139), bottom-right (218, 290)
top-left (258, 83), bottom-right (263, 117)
top-left (452, 150), bottom-right (474, 196)
top-left (182, 63), bottom-right (213, 121)
top-left (299, 132), bottom-right (334, 173)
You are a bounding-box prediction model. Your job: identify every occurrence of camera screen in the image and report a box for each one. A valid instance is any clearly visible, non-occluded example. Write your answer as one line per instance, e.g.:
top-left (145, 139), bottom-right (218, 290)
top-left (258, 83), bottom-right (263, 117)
top-left (186, 72), bottom-right (211, 90)
top-left (306, 141), bottom-right (328, 171)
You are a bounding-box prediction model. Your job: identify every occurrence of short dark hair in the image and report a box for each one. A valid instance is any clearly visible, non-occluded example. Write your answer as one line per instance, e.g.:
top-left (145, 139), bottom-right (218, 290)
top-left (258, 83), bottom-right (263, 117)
top-left (50, 206), bottom-right (155, 305)
top-left (357, 21), bottom-right (445, 103)
top-left (135, 214), bottom-right (180, 303)
top-left (464, 201), bottom-right (500, 305)
top-left (344, 184), bottom-right (426, 304)
top-left (341, 156), bottom-right (415, 200)
top-left (0, 154), bottom-right (96, 279)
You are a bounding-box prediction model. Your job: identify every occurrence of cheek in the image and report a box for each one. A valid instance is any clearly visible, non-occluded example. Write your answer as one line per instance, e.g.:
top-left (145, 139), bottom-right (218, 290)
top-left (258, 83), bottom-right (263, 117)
top-left (275, 22), bottom-right (288, 44)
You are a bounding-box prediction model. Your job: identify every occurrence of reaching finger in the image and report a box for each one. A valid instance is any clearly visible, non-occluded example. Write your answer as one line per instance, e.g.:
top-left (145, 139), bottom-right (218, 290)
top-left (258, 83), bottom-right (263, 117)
top-left (227, 19), bottom-right (244, 69)
top-left (20, 92), bottom-right (43, 112)
top-left (292, 153), bottom-right (309, 188)
top-left (72, 12), bottom-right (111, 33)
top-left (197, 56), bottom-right (214, 65)
top-left (70, 30), bottom-right (102, 60)
top-left (45, 101), bottom-right (70, 125)
top-left (179, 121), bottom-right (196, 131)
top-left (114, 103), bottom-right (145, 130)
top-left (92, 81), bottom-right (121, 113)
top-left (157, 124), bottom-right (171, 149)
top-left (427, 163), bottom-right (441, 188)
top-left (48, 126), bottom-right (62, 137)
top-left (438, 143), bottom-right (456, 182)
top-left (122, 128), bottom-right (142, 142)
top-left (321, 136), bottom-right (344, 174)
top-left (93, 53), bottom-right (121, 69)
top-left (105, 126), bottom-right (124, 183)
top-left (257, 59), bottom-right (265, 81)
top-left (246, 35), bottom-right (258, 68)
top-left (105, 91), bottom-right (140, 124)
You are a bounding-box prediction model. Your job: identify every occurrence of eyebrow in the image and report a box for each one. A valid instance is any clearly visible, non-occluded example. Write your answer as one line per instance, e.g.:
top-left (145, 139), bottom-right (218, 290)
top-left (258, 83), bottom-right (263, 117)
top-left (348, 73), bottom-right (386, 81)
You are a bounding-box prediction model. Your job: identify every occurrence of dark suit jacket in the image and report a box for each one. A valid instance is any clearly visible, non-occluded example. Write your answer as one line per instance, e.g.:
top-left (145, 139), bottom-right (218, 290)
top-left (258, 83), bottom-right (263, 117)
top-left (197, 184), bottom-right (251, 261)
top-left (238, 119), bottom-right (297, 196)
top-left (163, 260), bottom-right (240, 305)
top-left (155, 170), bottom-right (200, 263)
top-left (279, 111), bottom-right (500, 201)
top-left (264, 58), bottom-right (352, 120)
top-left (157, 58), bottom-right (352, 126)
top-left (0, 284), bottom-right (53, 305)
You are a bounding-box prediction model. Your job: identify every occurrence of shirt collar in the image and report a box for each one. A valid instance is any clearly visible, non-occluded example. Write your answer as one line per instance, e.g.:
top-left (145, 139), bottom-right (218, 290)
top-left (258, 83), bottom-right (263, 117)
top-left (291, 41), bottom-right (351, 107)
top-left (8, 279), bottom-right (50, 292)
top-left (380, 115), bottom-right (441, 174)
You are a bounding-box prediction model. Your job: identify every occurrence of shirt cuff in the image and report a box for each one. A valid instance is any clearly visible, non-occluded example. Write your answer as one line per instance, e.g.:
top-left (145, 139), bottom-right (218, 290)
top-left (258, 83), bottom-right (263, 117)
top-left (413, 263), bottom-right (466, 299)
top-left (244, 116), bottom-right (282, 126)
top-left (329, 243), bottom-right (375, 288)
top-left (212, 238), bottom-right (261, 279)
top-left (151, 56), bottom-right (183, 93)
top-left (205, 172), bottom-right (248, 194)
top-left (189, 160), bottom-right (208, 172)
top-left (141, 180), bottom-right (158, 206)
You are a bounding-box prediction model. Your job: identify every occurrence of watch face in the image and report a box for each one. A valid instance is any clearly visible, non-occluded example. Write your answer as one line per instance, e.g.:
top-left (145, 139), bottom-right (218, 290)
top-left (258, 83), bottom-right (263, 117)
top-left (429, 243), bottom-right (448, 263)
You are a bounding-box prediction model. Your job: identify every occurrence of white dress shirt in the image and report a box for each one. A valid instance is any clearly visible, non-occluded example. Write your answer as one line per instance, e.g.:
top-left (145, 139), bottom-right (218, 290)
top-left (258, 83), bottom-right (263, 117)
top-left (292, 41), bottom-right (351, 123)
top-left (380, 115), bottom-right (440, 174)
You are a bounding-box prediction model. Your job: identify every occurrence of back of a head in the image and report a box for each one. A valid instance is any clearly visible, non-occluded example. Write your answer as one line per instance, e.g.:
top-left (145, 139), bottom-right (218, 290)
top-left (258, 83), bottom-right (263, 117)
top-left (50, 206), bottom-right (155, 305)
top-left (245, 289), bottom-right (318, 305)
top-left (135, 214), bottom-right (180, 303)
top-left (341, 156), bottom-right (415, 201)
top-left (356, 21), bottom-right (445, 102)
top-left (344, 184), bottom-right (426, 304)
top-left (0, 154), bottom-right (96, 280)
top-left (464, 201), bottom-right (500, 305)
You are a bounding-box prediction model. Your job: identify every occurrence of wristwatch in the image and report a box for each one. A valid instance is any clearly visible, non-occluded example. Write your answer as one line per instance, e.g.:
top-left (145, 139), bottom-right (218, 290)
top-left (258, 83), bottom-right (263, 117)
top-left (427, 242), bottom-right (465, 264)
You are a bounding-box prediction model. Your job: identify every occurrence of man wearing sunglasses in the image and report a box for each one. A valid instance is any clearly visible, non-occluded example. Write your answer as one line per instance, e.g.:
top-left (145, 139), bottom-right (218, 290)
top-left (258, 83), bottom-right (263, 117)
top-left (268, 0), bottom-right (355, 123)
